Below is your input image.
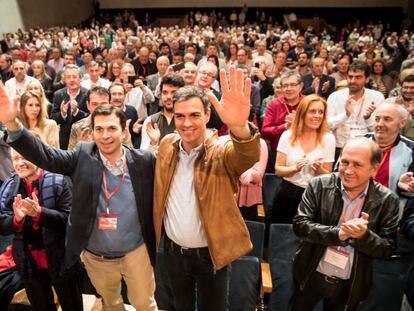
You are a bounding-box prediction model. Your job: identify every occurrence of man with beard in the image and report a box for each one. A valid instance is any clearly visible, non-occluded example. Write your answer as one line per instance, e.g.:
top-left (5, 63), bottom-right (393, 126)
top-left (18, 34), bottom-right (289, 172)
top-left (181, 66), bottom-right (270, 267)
top-left (287, 35), bottom-right (307, 69)
top-left (296, 52), bottom-right (311, 77)
top-left (140, 75), bottom-right (184, 149)
top-left (327, 61), bottom-right (385, 160)
top-left (109, 82), bottom-right (139, 148)
top-left (384, 75), bottom-right (414, 140)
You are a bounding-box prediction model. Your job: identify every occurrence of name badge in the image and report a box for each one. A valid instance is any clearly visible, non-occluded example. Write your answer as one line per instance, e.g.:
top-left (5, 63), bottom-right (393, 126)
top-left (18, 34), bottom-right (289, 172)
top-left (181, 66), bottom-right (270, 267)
top-left (349, 126), bottom-right (366, 138)
top-left (97, 212), bottom-right (118, 231)
top-left (323, 246), bottom-right (350, 269)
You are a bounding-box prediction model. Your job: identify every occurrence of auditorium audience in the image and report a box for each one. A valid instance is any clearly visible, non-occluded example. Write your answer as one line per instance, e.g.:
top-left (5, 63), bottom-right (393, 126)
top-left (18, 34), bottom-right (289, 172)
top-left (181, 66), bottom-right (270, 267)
top-left (1, 9), bottom-right (414, 310)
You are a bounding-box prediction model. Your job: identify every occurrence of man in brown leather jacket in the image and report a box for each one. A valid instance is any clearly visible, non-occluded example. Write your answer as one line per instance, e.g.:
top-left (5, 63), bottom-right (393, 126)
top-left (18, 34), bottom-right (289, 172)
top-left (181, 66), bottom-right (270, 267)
top-left (292, 137), bottom-right (399, 311)
top-left (153, 66), bottom-right (260, 311)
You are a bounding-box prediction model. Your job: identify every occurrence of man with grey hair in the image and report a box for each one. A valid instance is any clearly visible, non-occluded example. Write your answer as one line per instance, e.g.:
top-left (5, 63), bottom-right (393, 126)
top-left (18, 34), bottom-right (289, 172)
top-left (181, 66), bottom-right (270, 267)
top-left (302, 57), bottom-right (335, 98)
top-left (81, 61), bottom-right (111, 90)
top-left (153, 66), bottom-right (260, 311)
top-left (180, 62), bottom-right (198, 86)
top-left (358, 102), bottom-right (414, 311)
top-left (196, 61), bottom-right (223, 130)
top-left (146, 56), bottom-right (170, 94)
top-left (4, 60), bottom-right (36, 97)
top-left (252, 40), bottom-right (273, 68)
top-left (50, 64), bottom-right (89, 149)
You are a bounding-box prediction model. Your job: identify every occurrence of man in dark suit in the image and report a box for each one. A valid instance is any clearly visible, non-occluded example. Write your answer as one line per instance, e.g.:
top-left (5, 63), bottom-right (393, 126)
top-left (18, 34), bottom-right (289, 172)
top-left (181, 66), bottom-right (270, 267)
top-left (0, 88), bottom-right (158, 310)
top-left (50, 64), bottom-right (89, 149)
top-left (109, 82), bottom-right (141, 148)
top-left (302, 57), bottom-right (335, 99)
top-left (131, 47), bottom-right (157, 82)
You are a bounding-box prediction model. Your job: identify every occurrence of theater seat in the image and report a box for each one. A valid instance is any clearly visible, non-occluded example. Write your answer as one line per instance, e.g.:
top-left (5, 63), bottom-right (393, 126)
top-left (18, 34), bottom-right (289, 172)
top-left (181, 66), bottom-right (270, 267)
top-left (228, 256), bottom-right (260, 311)
top-left (268, 223), bottom-right (299, 311)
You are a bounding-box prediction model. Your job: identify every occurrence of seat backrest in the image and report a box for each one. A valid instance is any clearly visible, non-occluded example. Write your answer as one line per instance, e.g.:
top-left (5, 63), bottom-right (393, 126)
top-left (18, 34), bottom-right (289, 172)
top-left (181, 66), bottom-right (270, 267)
top-left (228, 256), bottom-right (260, 311)
top-left (268, 223), bottom-right (300, 311)
top-left (245, 220), bottom-right (265, 260)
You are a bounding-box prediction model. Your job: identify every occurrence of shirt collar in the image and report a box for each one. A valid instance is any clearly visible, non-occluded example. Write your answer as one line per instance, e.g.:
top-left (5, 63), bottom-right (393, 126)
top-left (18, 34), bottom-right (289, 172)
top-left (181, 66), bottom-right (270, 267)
top-left (341, 181), bottom-right (369, 201)
top-left (99, 148), bottom-right (126, 175)
top-left (178, 140), bottom-right (203, 156)
top-left (66, 87), bottom-right (81, 99)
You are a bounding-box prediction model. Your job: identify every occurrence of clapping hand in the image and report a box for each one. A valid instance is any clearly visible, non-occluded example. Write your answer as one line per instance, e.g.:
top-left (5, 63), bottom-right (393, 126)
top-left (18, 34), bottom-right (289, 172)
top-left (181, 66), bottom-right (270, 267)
top-left (311, 77), bottom-right (320, 92)
top-left (321, 80), bottom-right (330, 93)
top-left (363, 102), bottom-right (376, 120)
top-left (146, 122), bottom-right (161, 145)
top-left (398, 172), bottom-right (414, 192)
top-left (340, 212), bottom-right (369, 239)
top-left (285, 111), bottom-right (296, 129)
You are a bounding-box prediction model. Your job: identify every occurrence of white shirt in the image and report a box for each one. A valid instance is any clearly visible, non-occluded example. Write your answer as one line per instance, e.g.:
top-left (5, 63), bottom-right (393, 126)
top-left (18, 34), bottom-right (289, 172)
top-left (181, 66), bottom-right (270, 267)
top-left (125, 86), bottom-right (155, 120)
top-left (99, 148), bottom-right (126, 176)
top-left (5, 76), bottom-right (37, 98)
top-left (327, 88), bottom-right (385, 148)
top-left (252, 51), bottom-right (274, 68)
top-left (277, 130), bottom-right (336, 188)
top-left (164, 142), bottom-right (208, 248)
top-left (81, 77), bottom-right (111, 90)
top-left (140, 114), bottom-right (173, 150)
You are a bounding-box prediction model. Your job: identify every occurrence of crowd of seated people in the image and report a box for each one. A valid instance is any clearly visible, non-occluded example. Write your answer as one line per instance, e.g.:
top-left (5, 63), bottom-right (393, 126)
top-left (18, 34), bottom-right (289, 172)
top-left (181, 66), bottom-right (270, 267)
top-left (0, 8), bottom-right (414, 310)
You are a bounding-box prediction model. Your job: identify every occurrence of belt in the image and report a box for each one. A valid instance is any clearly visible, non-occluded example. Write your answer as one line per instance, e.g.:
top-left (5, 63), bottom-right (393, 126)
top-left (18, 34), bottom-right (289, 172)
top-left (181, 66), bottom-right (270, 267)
top-left (165, 236), bottom-right (209, 257)
top-left (317, 272), bottom-right (348, 285)
top-left (85, 248), bottom-right (125, 260)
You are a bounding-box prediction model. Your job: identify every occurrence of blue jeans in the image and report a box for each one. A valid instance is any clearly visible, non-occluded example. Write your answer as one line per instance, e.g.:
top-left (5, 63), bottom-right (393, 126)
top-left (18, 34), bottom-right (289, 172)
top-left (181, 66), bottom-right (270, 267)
top-left (164, 236), bottom-right (229, 311)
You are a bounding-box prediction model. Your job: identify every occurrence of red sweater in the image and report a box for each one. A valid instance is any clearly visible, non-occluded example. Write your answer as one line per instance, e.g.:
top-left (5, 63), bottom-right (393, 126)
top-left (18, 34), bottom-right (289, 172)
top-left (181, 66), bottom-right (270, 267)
top-left (261, 95), bottom-right (302, 149)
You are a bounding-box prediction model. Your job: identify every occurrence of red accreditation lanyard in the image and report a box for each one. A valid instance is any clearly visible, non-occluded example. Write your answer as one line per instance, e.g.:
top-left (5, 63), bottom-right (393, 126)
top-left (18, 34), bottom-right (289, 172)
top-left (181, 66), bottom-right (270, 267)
top-left (340, 194), bottom-right (365, 224)
top-left (102, 159), bottom-right (127, 214)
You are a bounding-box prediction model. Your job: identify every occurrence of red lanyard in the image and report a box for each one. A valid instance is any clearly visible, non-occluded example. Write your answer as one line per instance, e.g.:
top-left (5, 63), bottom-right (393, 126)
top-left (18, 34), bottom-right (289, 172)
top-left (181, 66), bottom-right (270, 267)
top-left (340, 194), bottom-right (365, 223)
top-left (351, 90), bottom-right (366, 120)
top-left (102, 159), bottom-right (127, 214)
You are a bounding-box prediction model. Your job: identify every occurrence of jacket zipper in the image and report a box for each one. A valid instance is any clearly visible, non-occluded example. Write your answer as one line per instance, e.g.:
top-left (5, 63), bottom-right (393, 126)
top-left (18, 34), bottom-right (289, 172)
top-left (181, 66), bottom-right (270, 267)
top-left (193, 151), bottom-right (219, 272)
top-left (158, 148), bottom-right (179, 249)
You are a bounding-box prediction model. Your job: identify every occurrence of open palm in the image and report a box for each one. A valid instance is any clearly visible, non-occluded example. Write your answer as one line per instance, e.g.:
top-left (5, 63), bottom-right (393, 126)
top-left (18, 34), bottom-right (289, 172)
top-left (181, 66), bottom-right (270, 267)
top-left (0, 83), bottom-right (19, 125)
top-left (207, 66), bottom-right (251, 127)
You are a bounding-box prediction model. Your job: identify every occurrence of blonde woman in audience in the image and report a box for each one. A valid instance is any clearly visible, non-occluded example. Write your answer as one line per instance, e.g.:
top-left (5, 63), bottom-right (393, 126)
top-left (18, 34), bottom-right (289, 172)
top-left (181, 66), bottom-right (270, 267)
top-left (31, 60), bottom-right (53, 102)
top-left (18, 91), bottom-right (60, 148)
top-left (23, 79), bottom-right (53, 117)
top-left (273, 94), bottom-right (335, 223)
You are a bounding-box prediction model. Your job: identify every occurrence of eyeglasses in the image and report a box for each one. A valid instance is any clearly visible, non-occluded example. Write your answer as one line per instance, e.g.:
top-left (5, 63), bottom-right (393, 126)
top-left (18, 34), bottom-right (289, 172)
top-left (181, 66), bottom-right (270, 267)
top-left (198, 71), bottom-right (216, 78)
top-left (281, 82), bottom-right (300, 89)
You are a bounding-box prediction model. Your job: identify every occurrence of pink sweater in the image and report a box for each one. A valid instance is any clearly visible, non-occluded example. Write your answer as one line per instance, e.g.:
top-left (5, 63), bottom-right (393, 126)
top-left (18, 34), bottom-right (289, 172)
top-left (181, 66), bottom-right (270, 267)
top-left (236, 139), bottom-right (269, 207)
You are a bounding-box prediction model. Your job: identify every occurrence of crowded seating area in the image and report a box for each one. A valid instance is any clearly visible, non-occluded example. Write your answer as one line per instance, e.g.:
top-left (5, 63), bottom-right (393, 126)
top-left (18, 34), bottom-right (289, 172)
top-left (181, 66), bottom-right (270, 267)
top-left (1, 5), bottom-right (414, 310)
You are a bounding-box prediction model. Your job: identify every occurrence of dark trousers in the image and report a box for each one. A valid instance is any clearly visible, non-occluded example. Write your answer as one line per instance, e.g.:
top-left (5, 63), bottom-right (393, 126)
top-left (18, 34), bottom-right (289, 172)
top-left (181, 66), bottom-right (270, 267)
top-left (164, 236), bottom-right (229, 311)
top-left (272, 180), bottom-right (304, 224)
top-left (24, 266), bottom-right (83, 311)
top-left (239, 204), bottom-right (258, 222)
top-left (291, 271), bottom-right (356, 311)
